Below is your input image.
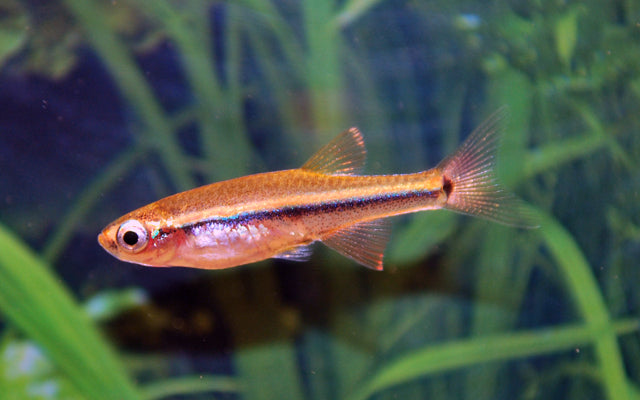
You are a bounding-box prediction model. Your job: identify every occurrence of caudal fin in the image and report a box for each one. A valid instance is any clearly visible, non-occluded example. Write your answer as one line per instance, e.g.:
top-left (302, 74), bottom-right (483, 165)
top-left (437, 108), bottom-right (538, 228)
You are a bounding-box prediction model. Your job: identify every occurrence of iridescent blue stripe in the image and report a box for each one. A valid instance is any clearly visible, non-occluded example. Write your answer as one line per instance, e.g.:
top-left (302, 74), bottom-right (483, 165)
top-left (181, 189), bottom-right (439, 232)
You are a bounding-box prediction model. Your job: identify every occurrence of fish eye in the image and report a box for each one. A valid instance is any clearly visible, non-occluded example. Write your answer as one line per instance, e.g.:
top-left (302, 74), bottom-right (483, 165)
top-left (116, 220), bottom-right (149, 253)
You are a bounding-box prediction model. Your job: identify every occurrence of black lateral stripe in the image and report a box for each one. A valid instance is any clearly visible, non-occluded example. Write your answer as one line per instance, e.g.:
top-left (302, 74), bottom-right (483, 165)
top-left (182, 189), bottom-right (439, 232)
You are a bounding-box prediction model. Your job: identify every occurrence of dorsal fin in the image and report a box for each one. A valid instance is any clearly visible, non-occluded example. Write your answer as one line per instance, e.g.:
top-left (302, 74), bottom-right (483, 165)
top-left (322, 218), bottom-right (391, 270)
top-left (300, 128), bottom-right (366, 175)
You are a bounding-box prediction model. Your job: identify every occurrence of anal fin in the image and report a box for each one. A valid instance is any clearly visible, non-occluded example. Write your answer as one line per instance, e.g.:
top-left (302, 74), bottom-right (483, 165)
top-left (322, 219), bottom-right (391, 270)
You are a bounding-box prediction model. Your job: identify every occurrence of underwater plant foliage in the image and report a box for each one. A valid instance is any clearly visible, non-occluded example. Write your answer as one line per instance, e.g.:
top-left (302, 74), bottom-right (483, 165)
top-left (0, 0), bottom-right (640, 399)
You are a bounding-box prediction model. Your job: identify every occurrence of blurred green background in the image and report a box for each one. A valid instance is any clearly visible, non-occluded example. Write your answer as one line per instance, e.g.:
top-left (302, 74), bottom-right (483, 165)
top-left (0, 0), bottom-right (639, 399)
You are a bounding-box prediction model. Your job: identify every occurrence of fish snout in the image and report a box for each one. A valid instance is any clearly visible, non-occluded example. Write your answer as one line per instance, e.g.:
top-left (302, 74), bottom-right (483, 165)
top-left (97, 230), bottom-right (117, 253)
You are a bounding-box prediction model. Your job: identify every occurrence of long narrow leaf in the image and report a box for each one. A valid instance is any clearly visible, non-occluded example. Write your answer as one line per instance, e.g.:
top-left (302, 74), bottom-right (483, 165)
top-left (0, 223), bottom-right (141, 400)
top-left (537, 209), bottom-right (631, 400)
top-left (348, 318), bottom-right (637, 400)
top-left (62, 0), bottom-right (194, 190)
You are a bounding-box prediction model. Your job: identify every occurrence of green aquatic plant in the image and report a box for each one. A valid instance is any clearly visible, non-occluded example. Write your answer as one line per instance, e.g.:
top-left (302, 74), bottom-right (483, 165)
top-left (0, 223), bottom-right (140, 400)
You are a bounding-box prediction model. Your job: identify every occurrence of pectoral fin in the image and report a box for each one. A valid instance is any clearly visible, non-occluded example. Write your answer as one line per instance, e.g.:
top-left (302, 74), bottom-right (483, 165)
top-left (322, 219), bottom-right (391, 270)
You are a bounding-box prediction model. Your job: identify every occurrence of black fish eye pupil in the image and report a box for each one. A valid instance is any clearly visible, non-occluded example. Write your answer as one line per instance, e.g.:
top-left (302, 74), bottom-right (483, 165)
top-left (123, 231), bottom-right (139, 246)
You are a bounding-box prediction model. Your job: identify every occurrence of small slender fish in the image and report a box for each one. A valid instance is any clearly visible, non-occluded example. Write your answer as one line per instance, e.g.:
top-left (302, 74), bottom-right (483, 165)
top-left (98, 108), bottom-right (535, 270)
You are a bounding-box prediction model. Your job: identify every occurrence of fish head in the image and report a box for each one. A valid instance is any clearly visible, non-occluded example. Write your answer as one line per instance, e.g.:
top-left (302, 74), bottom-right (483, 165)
top-left (98, 205), bottom-right (177, 267)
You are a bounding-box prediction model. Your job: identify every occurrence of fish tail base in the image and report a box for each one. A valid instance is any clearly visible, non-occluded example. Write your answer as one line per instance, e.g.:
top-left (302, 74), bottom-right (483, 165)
top-left (437, 108), bottom-right (538, 228)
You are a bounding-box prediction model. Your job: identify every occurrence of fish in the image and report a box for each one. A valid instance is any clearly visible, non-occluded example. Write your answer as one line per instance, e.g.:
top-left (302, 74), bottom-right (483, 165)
top-left (98, 108), bottom-right (535, 271)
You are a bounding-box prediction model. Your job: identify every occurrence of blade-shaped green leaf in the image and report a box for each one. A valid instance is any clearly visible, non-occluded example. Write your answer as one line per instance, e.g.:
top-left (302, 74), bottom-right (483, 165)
top-left (0, 223), bottom-right (141, 400)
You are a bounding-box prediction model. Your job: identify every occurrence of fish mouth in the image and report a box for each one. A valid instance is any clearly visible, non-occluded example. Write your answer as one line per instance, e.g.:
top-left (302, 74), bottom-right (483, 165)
top-left (97, 231), bottom-right (116, 252)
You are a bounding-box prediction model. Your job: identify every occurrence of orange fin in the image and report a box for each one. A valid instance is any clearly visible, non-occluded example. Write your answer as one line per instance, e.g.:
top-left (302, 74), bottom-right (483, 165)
top-left (273, 245), bottom-right (313, 262)
top-left (322, 219), bottom-right (391, 270)
top-left (438, 107), bottom-right (538, 228)
top-left (301, 128), bottom-right (366, 175)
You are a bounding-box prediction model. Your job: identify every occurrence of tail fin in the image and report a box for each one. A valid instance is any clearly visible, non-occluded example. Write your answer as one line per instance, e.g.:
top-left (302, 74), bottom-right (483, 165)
top-left (437, 107), bottom-right (538, 228)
